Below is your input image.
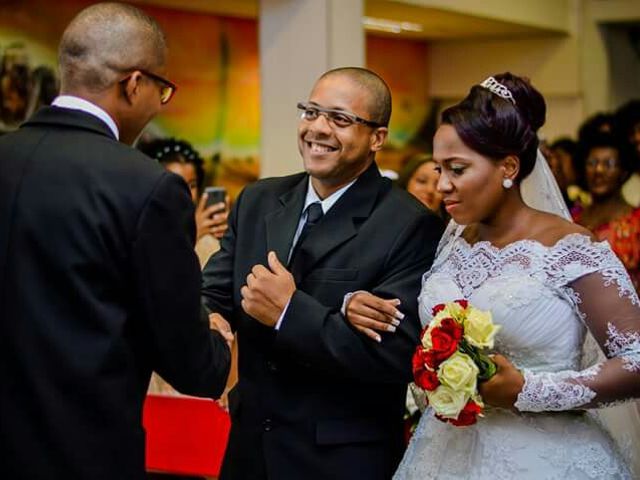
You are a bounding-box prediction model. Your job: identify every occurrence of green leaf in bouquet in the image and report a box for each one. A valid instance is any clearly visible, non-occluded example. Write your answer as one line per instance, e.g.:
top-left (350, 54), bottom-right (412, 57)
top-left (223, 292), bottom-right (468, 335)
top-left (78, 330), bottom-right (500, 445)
top-left (476, 353), bottom-right (497, 381)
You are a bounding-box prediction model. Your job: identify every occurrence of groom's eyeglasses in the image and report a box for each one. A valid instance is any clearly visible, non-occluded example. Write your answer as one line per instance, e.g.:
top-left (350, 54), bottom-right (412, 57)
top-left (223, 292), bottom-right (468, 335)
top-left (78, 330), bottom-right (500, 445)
top-left (297, 102), bottom-right (383, 129)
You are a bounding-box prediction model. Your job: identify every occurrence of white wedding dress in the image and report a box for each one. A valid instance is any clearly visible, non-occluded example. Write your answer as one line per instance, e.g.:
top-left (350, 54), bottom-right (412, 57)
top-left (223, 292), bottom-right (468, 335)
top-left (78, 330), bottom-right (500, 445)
top-left (395, 221), bottom-right (640, 480)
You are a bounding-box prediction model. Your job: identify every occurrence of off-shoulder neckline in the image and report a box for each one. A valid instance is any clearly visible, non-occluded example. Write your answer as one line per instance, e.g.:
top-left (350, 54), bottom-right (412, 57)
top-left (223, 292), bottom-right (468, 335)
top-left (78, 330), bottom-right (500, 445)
top-left (457, 232), bottom-right (606, 253)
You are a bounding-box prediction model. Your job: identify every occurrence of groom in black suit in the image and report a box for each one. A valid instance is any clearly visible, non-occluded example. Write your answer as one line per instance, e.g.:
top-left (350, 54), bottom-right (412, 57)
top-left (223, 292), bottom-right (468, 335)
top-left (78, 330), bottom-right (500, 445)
top-left (0, 4), bottom-right (229, 479)
top-left (202, 67), bottom-right (444, 479)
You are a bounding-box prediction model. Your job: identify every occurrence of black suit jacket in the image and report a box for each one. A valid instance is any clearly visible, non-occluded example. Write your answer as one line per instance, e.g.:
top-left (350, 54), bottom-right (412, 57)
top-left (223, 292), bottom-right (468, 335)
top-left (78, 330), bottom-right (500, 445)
top-left (202, 163), bottom-right (444, 480)
top-left (0, 107), bottom-right (230, 480)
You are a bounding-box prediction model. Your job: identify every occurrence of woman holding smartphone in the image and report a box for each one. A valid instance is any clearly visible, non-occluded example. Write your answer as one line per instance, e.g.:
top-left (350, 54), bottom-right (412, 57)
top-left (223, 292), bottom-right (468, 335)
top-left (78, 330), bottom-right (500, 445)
top-left (140, 138), bottom-right (229, 266)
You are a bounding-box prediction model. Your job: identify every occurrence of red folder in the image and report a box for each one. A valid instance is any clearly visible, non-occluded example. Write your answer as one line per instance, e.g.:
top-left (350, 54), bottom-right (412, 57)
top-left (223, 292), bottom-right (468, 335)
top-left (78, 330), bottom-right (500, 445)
top-left (143, 394), bottom-right (231, 476)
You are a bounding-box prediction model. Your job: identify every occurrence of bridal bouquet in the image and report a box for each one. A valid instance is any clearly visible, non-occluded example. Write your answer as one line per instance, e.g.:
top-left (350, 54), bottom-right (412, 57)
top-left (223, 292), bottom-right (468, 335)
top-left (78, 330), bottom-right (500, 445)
top-left (412, 300), bottom-right (500, 427)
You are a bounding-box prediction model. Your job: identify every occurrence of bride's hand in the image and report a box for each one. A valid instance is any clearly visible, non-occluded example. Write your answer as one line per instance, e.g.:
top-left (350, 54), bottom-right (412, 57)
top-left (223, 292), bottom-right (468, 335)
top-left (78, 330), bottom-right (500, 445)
top-left (477, 354), bottom-right (525, 409)
top-left (345, 292), bottom-right (404, 342)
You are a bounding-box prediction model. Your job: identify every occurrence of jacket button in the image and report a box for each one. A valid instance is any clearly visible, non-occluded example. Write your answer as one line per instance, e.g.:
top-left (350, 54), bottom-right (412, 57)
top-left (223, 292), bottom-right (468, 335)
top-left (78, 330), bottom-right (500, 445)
top-left (263, 418), bottom-right (273, 432)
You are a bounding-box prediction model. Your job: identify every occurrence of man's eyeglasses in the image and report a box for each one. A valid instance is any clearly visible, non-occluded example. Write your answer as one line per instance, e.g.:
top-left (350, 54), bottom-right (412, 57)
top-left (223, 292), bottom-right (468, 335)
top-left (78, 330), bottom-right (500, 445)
top-left (297, 102), bottom-right (383, 129)
top-left (140, 69), bottom-right (177, 105)
top-left (121, 69), bottom-right (177, 105)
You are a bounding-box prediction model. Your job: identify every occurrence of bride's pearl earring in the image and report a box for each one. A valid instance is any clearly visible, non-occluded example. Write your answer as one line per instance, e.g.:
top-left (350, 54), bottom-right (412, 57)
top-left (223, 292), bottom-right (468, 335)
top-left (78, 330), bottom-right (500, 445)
top-left (502, 178), bottom-right (514, 189)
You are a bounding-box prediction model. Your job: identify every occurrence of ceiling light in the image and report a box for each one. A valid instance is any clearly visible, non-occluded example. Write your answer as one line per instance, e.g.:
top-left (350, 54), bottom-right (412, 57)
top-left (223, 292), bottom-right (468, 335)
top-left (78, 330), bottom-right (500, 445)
top-left (363, 16), bottom-right (423, 34)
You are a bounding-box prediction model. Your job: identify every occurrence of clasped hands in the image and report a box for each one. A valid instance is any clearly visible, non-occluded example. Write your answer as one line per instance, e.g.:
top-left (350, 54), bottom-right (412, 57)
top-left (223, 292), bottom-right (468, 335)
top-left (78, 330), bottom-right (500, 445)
top-left (345, 291), bottom-right (524, 409)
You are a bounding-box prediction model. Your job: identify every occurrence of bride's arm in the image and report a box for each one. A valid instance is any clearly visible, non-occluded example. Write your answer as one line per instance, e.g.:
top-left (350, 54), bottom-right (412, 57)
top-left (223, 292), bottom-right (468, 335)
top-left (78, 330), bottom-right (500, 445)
top-left (514, 258), bottom-right (640, 412)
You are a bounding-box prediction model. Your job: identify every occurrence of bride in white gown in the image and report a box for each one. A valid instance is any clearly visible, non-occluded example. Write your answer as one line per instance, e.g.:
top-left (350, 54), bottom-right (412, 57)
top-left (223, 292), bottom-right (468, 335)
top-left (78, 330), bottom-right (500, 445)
top-left (346, 73), bottom-right (639, 479)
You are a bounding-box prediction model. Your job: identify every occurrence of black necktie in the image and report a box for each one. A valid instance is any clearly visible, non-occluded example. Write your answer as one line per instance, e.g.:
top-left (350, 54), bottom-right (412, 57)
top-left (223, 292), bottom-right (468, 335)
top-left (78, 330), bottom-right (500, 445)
top-left (289, 202), bottom-right (324, 266)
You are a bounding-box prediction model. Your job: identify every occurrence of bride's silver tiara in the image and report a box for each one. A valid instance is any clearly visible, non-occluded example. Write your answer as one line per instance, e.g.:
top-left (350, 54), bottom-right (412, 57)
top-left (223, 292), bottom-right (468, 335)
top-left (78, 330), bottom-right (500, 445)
top-left (479, 76), bottom-right (516, 105)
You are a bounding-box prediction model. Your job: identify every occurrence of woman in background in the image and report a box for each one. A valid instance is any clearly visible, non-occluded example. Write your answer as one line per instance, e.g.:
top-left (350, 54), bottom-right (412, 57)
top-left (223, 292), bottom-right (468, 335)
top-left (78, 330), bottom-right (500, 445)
top-left (547, 137), bottom-right (591, 213)
top-left (140, 138), bottom-right (228, 267)
top-left (398, 153), bottom-right (446, 218)
top-left (574, 132), bottom-right (640, 291)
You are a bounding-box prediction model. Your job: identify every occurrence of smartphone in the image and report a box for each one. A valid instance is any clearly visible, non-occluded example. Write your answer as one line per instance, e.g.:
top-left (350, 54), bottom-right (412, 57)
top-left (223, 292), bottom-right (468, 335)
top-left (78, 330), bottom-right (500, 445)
top-left (204, 186), bottom-right (227, 209)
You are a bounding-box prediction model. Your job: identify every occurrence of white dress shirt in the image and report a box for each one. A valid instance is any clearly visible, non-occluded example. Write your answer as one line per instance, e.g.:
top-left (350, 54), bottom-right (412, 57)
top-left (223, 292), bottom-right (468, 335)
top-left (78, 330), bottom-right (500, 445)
top-left (52, 95), bottom-right (120, 140)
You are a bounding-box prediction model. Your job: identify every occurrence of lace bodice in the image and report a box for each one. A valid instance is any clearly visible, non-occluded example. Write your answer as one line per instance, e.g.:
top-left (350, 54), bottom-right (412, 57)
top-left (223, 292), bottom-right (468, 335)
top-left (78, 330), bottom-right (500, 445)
top-left (395, 154), bottom-right (639, 479)
top-left (419, 223), bottom-right (640, 412)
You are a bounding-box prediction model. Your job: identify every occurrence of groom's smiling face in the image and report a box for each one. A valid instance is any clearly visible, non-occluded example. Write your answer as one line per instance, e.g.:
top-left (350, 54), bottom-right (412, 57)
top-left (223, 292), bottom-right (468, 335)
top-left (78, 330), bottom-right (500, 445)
top-left (433, 124), bottom-right (508, 225)
top-left (298, 74), bottom-right (384, 193)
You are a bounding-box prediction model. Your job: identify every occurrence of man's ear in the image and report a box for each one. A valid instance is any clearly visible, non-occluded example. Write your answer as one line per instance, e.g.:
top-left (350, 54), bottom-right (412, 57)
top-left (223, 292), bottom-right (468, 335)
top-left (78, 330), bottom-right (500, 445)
top-left (121, 71), bottom-right (143, 105)
top-left (370, 127), bottom-right (388, 152)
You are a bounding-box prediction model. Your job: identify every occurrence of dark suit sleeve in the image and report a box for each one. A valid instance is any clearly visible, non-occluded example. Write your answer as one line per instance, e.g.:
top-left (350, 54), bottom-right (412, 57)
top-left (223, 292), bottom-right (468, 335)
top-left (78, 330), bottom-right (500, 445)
top-left (274, 212), bottom-right (444, 383)
top-left (132, 172), bottom-right (230, 397)
top-left (200, 187), bottom-right (244, 328)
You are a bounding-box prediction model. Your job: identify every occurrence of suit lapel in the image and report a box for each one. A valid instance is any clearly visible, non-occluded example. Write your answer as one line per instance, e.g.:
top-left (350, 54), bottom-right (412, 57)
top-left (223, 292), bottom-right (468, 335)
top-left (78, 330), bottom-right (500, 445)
top-left (290, 163), bottom-right (389, 281)
top-left (265, 175), bottom-right (308, 264)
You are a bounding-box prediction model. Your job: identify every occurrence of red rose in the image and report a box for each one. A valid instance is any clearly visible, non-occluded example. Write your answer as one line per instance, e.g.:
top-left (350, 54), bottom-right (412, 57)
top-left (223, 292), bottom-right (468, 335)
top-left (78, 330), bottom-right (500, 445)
top-left (412, 349), bottom-right (440, 390)
top-left (429, 321), bottom-right (461, 363)
top-left (448, 400), bottom-right (482, 427)
top-left (423, 350), bottom-right (439, 369)
top-left (431, 303), bottom-right (446, 316)
top-left (439, 318), bottom-right (463, 341)
top-left (417, 369), bottom-right (439, 391)
top-left (454, 299), bottom-right (468, 309)
top-left (412, 347), bottom-right (425, 374)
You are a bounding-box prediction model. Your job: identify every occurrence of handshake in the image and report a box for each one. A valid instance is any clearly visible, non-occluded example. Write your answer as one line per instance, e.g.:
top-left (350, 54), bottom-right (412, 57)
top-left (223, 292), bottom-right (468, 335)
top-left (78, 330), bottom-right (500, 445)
top-left (209, 313), bottom-right (234, 349)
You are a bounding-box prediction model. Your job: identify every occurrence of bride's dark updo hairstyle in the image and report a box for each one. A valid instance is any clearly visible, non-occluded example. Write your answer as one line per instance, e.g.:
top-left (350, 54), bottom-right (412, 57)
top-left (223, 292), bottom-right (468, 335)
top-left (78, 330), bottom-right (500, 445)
top-left (441, 72), bottom-right (546, 183)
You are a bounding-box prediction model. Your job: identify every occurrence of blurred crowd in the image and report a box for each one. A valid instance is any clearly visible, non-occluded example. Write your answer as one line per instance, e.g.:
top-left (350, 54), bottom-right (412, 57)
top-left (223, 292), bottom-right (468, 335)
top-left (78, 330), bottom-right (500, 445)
top-left (0, 43), bottom-right (57, 132)
top-left (544, 101), bottom-right (640, 290)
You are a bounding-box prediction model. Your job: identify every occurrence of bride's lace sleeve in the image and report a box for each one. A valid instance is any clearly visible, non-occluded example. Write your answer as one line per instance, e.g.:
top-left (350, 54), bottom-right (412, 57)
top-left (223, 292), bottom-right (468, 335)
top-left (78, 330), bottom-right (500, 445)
top-left (515, 245), bottom-right (640, 412)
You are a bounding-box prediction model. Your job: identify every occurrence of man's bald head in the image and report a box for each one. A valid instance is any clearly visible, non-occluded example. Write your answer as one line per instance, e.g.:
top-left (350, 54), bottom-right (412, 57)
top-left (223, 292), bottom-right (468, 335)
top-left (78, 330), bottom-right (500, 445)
top-left (59, 2), bottom-right (166, 94)
top-left (318, 67), bottom-right (392, 127)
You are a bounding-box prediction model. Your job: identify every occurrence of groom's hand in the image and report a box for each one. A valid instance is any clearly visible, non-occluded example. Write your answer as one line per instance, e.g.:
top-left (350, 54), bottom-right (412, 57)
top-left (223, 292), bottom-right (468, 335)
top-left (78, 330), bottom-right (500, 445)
top-left (241, 251), bottom-right (296, 327)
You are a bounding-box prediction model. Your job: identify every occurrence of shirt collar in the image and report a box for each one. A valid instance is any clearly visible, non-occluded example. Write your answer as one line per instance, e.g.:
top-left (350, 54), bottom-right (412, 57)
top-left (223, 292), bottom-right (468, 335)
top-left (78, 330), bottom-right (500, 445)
top-left (52, 95), bottom-right (119, 140)
top-left (304, 177), bottom-right (357, 215)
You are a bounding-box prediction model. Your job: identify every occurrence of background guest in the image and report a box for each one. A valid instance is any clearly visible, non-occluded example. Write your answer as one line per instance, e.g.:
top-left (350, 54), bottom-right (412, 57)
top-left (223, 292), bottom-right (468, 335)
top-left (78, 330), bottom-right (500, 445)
top-left (547, 137), bottom-right (590, 212)
top-left (0, 44), bottom-right (30, 131)
top-left (615, 100), bottom-right (640, 207)
top-left (574, 132), bottom-right (640, 290)
top-left (577, 111), bottom-right (614, 143)
top-left (397, 153), bottom-right (446, 218)
top-left (25, 65), bottom-right (58, 118)
top-left (140, 138), bottom-right (228, 266)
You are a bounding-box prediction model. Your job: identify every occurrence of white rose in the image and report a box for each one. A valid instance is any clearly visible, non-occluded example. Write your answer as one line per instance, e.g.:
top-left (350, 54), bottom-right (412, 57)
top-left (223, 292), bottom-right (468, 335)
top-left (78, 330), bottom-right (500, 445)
top-left (464, 308), bottom-right (500, 349)
top-left (426, 385), bottom-right (469, 419)
top-left (444, 301), bottom-right (466, 323)
top-left (437, 352), bottom-right (479, 394)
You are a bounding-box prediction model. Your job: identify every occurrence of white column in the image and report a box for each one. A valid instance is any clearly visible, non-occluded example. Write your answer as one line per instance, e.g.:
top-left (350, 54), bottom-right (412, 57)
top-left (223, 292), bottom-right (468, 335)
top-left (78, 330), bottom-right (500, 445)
top-left (259, 0), bottom-right (364, 178)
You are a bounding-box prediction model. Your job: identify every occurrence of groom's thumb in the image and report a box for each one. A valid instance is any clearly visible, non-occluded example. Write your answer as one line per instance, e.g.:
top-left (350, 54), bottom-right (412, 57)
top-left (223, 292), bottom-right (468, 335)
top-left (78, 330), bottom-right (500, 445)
top-left (268, 251), bottom-right (287, 274)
